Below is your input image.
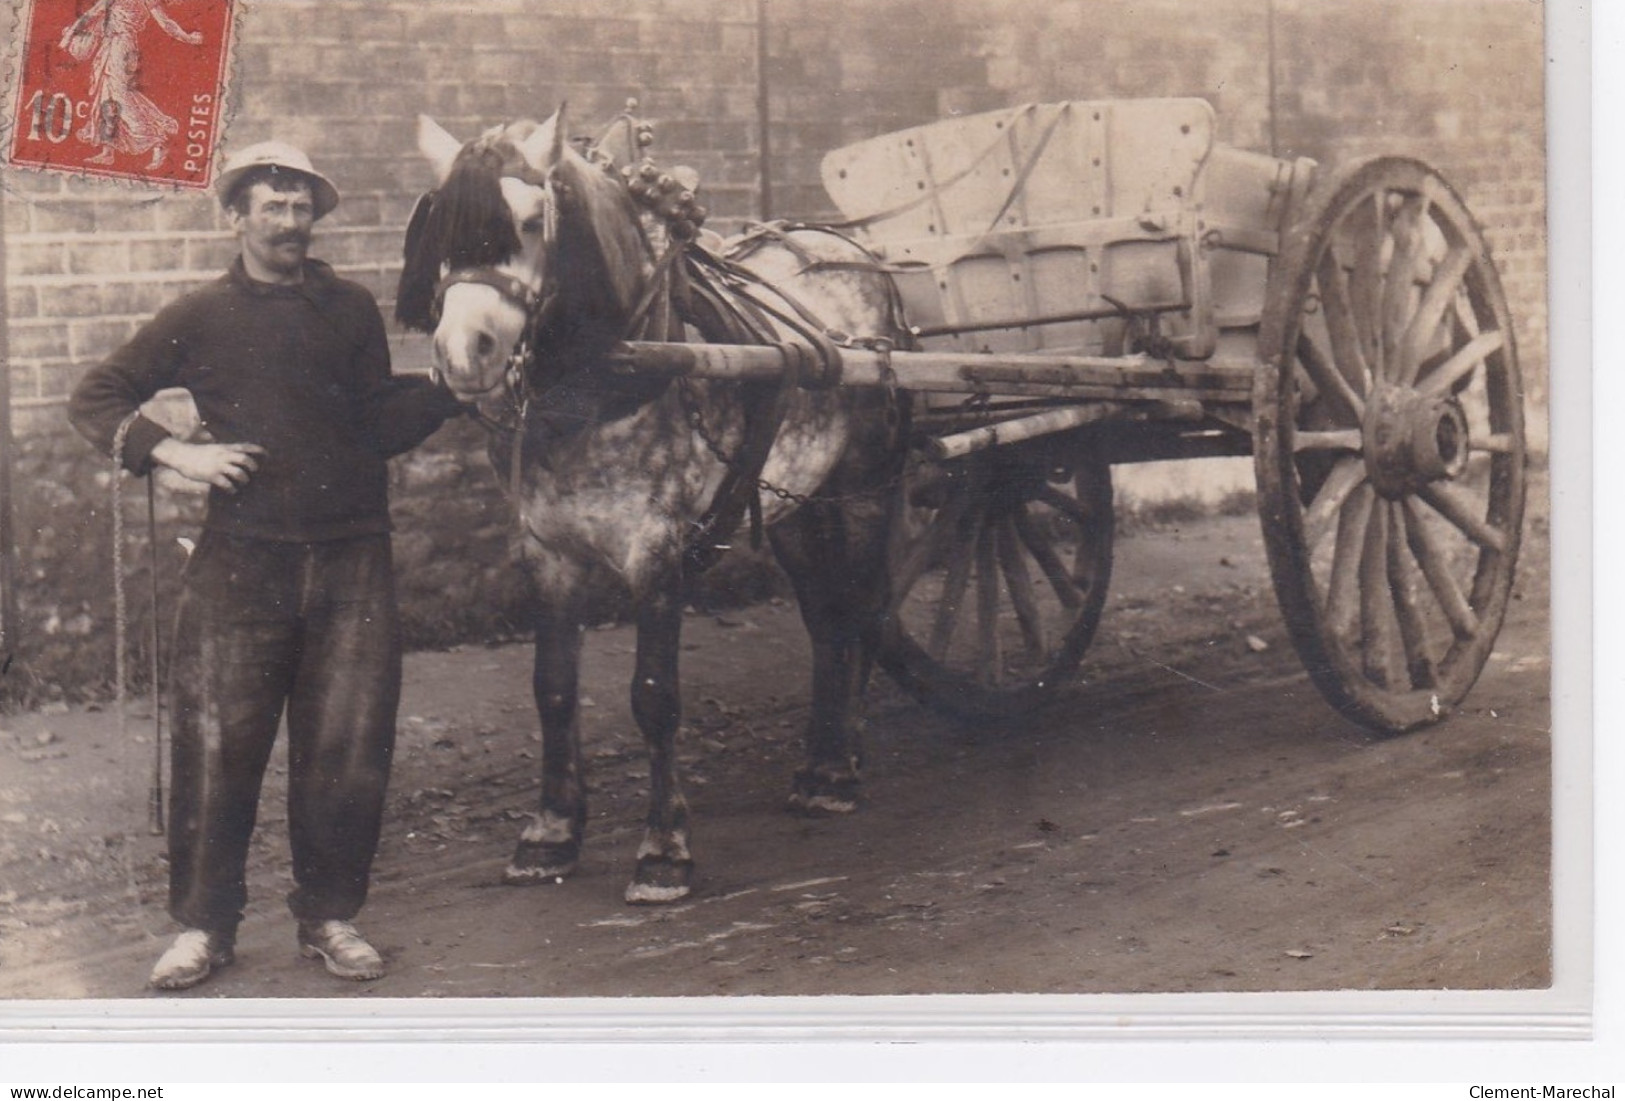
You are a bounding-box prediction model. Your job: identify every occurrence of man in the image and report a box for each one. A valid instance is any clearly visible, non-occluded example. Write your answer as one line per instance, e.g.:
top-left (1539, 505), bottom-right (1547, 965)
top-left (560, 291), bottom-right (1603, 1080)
top-left (69, 142), bottom-right (463, 990)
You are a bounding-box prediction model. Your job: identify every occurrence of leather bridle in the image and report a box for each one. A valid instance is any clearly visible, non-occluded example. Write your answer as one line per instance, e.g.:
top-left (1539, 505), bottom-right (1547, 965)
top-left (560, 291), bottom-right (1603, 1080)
top-left (428, 174), bottom-right (562, 430)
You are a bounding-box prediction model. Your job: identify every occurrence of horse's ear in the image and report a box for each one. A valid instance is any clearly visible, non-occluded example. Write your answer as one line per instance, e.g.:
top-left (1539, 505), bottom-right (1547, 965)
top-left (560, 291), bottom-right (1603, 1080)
top-left (551, 102), bottom-right (569, 167)
top-left (518, 102), bottom-right (569, 175)
top-left (418, 115), bottom-right (462, 184)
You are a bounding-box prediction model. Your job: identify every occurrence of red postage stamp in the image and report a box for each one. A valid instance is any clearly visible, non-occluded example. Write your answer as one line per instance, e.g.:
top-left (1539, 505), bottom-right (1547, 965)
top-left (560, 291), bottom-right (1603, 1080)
top-left (5, 0), bottom-right (235, 189)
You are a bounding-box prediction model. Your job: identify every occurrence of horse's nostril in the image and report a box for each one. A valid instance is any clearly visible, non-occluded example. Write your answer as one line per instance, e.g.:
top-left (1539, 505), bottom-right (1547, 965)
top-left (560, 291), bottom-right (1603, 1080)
top-left (476, 332), bottom-right (497, 359)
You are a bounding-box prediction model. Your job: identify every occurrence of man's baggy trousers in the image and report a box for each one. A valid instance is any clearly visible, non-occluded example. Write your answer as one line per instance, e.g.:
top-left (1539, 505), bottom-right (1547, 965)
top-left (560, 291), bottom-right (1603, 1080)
top-left (164, 532), bottom-right (401, 936)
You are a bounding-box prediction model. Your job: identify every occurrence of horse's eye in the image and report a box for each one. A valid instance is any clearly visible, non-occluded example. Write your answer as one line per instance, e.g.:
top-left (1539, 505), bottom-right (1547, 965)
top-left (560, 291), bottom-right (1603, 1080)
top-left (520, 215), bottom-right (547, 235)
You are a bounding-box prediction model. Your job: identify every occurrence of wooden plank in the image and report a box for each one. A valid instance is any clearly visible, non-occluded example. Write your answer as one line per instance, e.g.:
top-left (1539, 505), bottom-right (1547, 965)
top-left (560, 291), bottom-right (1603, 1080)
top-left (926, 403), bottom-right (1128, 460)
top-left (927, 400), bottom-right (1205, 460)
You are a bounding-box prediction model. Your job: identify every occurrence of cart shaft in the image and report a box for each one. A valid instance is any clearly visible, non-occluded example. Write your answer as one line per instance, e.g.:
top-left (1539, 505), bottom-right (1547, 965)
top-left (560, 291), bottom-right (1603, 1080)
top-left (608, 340), bottom-right (1257, 405)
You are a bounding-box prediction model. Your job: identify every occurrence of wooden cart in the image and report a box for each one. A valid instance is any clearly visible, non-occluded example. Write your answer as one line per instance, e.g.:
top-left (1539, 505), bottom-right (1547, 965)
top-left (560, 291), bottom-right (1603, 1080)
top-left (617, 99), bottom-right (1527, 735)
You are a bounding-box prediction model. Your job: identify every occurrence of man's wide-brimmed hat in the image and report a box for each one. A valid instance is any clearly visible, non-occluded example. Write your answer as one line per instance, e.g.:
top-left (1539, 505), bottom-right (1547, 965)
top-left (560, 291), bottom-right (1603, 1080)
top-left (214, 141), bottom-right (340, 220)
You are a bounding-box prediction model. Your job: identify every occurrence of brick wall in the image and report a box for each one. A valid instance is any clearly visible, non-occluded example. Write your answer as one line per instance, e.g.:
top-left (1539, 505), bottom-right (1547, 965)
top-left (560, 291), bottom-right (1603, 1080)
top-left (0, 0), bottom-right (1549, 702)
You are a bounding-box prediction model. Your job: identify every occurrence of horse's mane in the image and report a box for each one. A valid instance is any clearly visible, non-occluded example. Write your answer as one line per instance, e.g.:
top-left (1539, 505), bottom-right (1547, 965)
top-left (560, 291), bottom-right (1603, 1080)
top-left (539, 145), bottom-right (652, 358)
top-left (396, 121), bottom-right (653, 362)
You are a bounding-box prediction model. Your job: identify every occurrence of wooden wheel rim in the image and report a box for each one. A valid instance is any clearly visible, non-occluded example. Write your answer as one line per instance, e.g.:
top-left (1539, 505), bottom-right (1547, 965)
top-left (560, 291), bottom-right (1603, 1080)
top-left (1254, 156), bottom-right (1527, 734)
top-left (879, 442), bottom-right (1114, 720)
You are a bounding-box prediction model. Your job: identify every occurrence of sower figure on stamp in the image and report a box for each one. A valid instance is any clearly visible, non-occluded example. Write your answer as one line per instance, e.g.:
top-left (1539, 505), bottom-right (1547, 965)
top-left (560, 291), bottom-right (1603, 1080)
top-left (68, 142), bottom-right (464, 991)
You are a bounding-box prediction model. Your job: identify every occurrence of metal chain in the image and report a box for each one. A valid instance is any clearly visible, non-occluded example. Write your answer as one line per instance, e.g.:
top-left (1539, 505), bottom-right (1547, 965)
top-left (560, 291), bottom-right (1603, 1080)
top-left (677, 376), bottom-right (813, 506)
top-left (676, 375), bottom-right (912, 510)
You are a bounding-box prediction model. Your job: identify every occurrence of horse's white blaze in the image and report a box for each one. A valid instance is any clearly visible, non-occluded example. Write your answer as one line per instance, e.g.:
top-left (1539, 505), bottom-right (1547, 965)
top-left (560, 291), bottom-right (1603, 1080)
top-left (434, 281), bottom-right (527, 393)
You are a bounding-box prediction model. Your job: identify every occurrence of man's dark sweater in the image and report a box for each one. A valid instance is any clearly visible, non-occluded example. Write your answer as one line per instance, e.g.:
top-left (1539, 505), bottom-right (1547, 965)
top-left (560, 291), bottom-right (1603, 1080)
top-left (69, 257), bottom-right (462, 542)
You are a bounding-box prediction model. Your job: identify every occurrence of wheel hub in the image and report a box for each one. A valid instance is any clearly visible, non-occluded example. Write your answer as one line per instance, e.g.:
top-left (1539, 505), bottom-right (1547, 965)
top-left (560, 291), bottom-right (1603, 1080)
top-left (1362, 383), bottom-right (1470, 498)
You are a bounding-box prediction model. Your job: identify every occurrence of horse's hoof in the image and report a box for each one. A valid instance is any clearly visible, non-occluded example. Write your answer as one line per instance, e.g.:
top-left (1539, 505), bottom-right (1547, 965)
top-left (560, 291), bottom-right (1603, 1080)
top-left (787, 766), bottom-right (861, 816)
top-left (502, 839), bottom-right (578, 885)
top-left (624, 857), bottom-right (693, 905)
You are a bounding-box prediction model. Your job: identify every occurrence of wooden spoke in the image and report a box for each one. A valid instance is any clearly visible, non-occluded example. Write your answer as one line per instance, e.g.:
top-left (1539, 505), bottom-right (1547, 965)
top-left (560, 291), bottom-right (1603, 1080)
top-left (1302, 456), bottom-right (1367, 551)
top-left (1401, 497), bottom-right (1480, 640)
top-left (1359, 494), bottom-right (1399, 687)
top-left (1325, 482), bottom-right (1375, 642)
top-left (1419, 330), bottom-right (1504, 396)
top-left (1400, 244), bottom-right (1473, 386)
top-left (1449, 284), bottom-right (1482, 341)
top-left (1296, 331), bottom-right (1365, 423)
top-left (997, 514), bottom-right (1046, 656)
top-left (1379, 195), bottom-right (1428, 383)
top-left (1417, 482), bottom-right (1508, 554)
top-left (881, 452), bottom-right (1114, 721)
top-left (1032, 482), bottom-right (1095, 526)
top-left (927, 504), bottom-right (979, 659)
top-left (1472, 433), bottom-right (1517, 454)
top-left (1348, 191), bottom-right (1387, 375)
top-left (1385, 500), bottom-right (1437, 688)
top-left (893, 487), bottom-right (971, 597)
top-left (975, 516), bottom-right (1002, 684)
top-left (1014, 504), bottom-right (1084, 610)
top-left (1314, 247), bottom-right (1373, 401)
top-left (1293, 429), bottom-right (1364, 454)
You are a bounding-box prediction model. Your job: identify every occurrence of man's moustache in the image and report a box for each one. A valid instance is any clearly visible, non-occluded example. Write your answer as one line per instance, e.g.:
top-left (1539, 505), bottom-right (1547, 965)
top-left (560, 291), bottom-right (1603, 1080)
top-left (271, 232), bottom-right (310, 246)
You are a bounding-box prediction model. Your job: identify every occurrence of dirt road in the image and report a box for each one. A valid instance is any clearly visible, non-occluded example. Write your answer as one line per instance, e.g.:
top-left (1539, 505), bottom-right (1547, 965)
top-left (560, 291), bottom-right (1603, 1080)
top-left (0, 505), bottom-right (1551, 1001)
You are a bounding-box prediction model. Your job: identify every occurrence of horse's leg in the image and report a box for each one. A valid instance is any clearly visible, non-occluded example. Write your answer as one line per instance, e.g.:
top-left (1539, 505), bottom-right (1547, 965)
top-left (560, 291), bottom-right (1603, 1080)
top-left (504, 603), bottom-right (587, 884)
top-left (625, 584), bottom-right (694, 904)
top-left (773, 495), bottom-right (889, 815)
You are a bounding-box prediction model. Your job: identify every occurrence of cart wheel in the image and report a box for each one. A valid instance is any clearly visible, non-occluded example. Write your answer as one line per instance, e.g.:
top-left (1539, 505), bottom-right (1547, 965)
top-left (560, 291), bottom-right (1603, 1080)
top-left (1255, 156), bottom-right (1526, 734)
top-left (878, 439), bottom-right (1113, 720)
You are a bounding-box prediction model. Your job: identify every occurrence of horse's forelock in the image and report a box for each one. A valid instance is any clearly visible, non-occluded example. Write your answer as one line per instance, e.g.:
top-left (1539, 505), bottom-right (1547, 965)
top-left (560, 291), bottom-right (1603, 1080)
top-left (397, 122), bottom-right (654, 346)
top-left (425, 143), bottom-right (525, 269)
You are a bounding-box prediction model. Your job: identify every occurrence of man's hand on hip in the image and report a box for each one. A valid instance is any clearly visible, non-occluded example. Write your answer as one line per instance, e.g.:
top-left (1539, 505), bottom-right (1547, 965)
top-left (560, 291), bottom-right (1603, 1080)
top-left (150, 438), bottom-right (267, 493)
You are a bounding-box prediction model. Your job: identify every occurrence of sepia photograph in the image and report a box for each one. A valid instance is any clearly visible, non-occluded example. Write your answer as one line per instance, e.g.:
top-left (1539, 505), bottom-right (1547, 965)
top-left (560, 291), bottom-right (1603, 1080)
top-left (0, 0), bottom-right (1573, 1053)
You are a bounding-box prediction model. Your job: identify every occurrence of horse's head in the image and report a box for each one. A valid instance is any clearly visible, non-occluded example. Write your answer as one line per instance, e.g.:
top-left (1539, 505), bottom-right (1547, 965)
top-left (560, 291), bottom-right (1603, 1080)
top-left (400, 108), bottom-right (648, 400)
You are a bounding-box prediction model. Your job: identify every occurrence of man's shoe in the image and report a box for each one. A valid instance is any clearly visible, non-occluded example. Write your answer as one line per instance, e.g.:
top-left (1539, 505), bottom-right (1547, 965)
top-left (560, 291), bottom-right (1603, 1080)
top-left (149, 929), bottom-right (234, 991)
top-left (297, 919), bottom-right (385, 980)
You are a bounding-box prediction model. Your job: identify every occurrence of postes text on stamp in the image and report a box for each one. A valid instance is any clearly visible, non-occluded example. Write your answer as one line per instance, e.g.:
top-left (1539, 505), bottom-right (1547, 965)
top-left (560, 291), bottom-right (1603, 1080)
top-left (5, 0), bottom-right (235, 189)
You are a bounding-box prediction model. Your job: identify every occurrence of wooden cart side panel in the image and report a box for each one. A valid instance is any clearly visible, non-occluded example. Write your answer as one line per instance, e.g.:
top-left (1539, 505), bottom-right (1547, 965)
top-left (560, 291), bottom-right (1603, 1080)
top-left (1200, 147), bottom-right (1318, 332)
top-left (819, 99), bottom-right (1217, 234)
top-left (821, 99), bottom-right (1220, 358)
top-left (819, 100), bottom-right (1314, 364)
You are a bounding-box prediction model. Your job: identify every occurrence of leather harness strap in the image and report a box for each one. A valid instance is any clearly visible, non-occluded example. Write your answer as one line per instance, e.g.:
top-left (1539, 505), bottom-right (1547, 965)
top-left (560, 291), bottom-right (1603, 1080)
top-left (673, 248), bottom-right (804, 571)
top-left (435, 268), bottom-right (547, 316)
